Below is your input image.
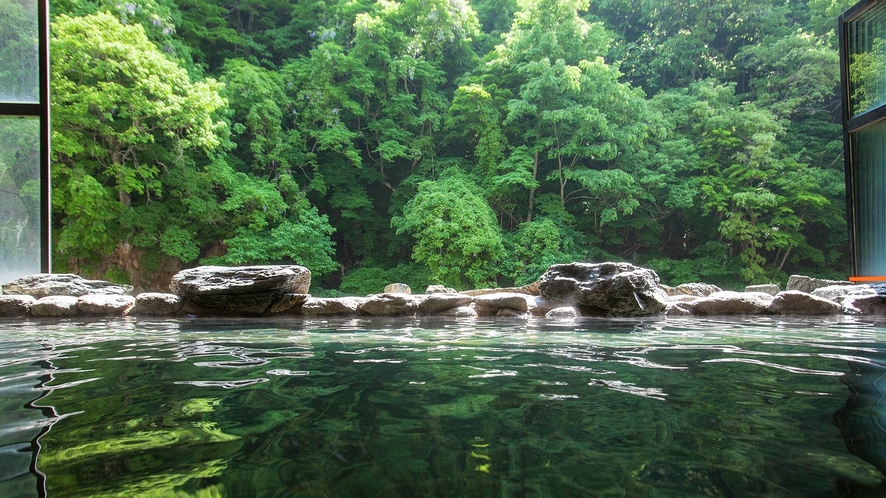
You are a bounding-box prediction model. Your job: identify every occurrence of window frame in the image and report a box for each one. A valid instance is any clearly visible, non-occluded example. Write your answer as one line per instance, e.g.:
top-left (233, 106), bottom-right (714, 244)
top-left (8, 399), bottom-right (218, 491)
top-left (840, 0), bottom-right (886, 280)
top-left (0, 0), bottom-right (51, 273)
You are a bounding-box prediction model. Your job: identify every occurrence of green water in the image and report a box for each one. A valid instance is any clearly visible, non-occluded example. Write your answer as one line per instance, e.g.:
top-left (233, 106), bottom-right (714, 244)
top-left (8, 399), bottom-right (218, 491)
top-left (1, 317), bottom-right (886, 497)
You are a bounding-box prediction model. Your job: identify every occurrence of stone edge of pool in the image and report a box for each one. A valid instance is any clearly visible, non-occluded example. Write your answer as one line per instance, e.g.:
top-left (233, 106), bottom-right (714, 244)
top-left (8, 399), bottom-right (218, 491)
top-left (0, 262), bottom-right (883, 319)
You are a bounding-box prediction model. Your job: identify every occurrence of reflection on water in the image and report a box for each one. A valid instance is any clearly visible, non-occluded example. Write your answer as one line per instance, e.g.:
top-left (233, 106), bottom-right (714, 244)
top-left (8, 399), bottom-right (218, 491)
top-left (1, 317), bottom-right (886, 496)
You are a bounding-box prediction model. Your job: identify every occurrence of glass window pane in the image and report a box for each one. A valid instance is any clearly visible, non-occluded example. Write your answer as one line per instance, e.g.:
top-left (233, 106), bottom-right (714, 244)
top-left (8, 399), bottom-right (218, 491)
top-left (0, 0), bottom-right (39, 103)
top-left (0, 117), bottom-right (40, 282)
top-left (851, 119), bottom-right (886, 276)
top-left (848, 3), bottom-right (886, 117)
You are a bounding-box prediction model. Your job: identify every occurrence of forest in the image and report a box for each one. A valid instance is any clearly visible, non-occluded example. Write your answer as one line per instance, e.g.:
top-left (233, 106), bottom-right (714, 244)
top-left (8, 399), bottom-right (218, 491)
top-left (4, 0), bottom-right (857, 293)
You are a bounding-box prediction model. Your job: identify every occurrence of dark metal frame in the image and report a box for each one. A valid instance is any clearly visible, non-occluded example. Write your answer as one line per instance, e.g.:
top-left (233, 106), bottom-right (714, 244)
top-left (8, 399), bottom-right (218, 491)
top-left (0, 0), bottom-right (51, 273)
top-left (840, 0), bottom-right (886, 278)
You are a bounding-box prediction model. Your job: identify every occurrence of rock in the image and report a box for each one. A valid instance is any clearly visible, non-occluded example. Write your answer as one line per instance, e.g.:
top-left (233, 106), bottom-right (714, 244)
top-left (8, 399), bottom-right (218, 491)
top-left (842, 295), bottom-right (886, 315)
top-left (786, 275), bottom-right (853, 293)
top-left (538, 262), bottom-right (670, 317)
top-left (132, 293), bottom-right (184, 315)
top-left (461, 280), bottom-right (541, 296)
top-left (439, 305), bottom-right (478, 318)
top-left (384, 283), bottom-right (412, 294)
top-left (425, 285), bottom-right (458, 294)
top-left (3, 274), bottom-right (133, 298)
top-left (169, 265), bottom-right (311, 315)
top-left (766, 291), bottom-right (840, 315)
top-left (812, 284), bottom-right (886, 302)
top-left (418, 294), bottom-right (472, 314)
top-left (267, 294), bottom-right (309, 314)
top-left (670, 295), bottom-right (702, 304)
top-left (301, 297), bottom-right (364, 316)
top-left (0, 295), bottom-right (37, 317)
top-left (78, 295), bottom-right (136, 316)
top-left (359, 293), bottom-right (420, 316)
top-left (692, 291), bottom-right (773, 316)
top-left (665, 302), bottom-right (695, 316)
top-left (546, 306), bottom-right (580, 318)
top-left (496, 308), bottom-right (526, 318)
top-left (30, 296), bottom-right (80, 317)
top-left (664, 283), bottom-right (722, 297)
top-left (528, 297), bottom-right (558, 317)
top-left (474, 292), bottom-right (531, 312)
top-left (745, 284), bottom-right (781, 296)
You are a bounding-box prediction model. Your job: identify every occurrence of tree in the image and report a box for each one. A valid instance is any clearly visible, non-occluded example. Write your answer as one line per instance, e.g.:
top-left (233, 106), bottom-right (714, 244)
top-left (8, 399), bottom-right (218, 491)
top-left (51, 12), bottom-right (227, 264)
top-left (392, 168), bottom-right (504, 288)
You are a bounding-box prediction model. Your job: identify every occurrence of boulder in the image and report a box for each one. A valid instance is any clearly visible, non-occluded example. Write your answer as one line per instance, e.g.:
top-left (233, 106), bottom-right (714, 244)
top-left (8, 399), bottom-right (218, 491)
top-left (527, 297), bottom-right (558, 317)
top-left (359, 293), bottom-right (420, 316)
top-left (474, 292), bottom-right (531, 312)
top-left (812, 284), bottom-right (886, 302)
top-left (0, 295), bottom-right (37, 317)
top-left (745, 284), bottom-right (781, 296)
top-left (461, 280), bottom-right (541, 296)
top-left (786, 275), bottom-right (853, 293)
top-left (496, 308), bottom-right (527, 318)
top-left (842, 295), bottom-right (886, 315)
top-left (538, 262), bottom-right (670, 316)
top-left (425, 285), bottom-right (458, 294)
top-left (766, 291), bottom-right (840, 315)
top-left (3, 274), bottom-right (133, 298)
top-left (663, 283), bottom-right (722, 297)
top-left (665, 302), bottom-right (695, 317)
top-left (546, 306), bottom-right (580, 318)
top-left (692, 291), bottom-right (773, 316)
top-left (169, 265), bottom-right (311, 315)
top-left (384, 283), bottom-right (412, 294)
top-left (132, 293), bottom-right (184, 315)
top-left (78, 295), bottom-right (136, 316)
top-left (418, 293), bottom-right (472, 314)
top-left (30, 296), bottom-right (80, 317)
top-left (267, 294), bottom-right (309, 314)
top-left (439, 305), bottom-right (478, 318)
top-left (301, 297), bottom-right (364, 316)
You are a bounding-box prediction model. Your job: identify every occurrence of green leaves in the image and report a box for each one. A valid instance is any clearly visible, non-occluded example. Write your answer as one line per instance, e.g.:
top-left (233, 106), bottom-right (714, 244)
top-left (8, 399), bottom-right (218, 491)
top-left (392, 168), bottom-right (504, 288)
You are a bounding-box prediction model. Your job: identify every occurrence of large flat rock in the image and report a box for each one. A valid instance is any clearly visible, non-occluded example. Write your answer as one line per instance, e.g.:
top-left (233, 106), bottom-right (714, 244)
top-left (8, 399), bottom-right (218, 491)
top-left (3, 274), bottom-right (133, 298)
top-left (169, 265), bottom-right (310, 315)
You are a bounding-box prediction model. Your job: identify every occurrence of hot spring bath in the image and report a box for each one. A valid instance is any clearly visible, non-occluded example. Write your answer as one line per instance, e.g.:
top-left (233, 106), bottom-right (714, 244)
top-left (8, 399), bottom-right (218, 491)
top-left (1, 316), bottom-right (885, 496)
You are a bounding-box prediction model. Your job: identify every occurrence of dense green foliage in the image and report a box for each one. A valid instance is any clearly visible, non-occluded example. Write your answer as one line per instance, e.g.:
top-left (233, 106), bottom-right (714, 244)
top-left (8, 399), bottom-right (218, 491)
top-left (48, 0), bottom-right (853, 291)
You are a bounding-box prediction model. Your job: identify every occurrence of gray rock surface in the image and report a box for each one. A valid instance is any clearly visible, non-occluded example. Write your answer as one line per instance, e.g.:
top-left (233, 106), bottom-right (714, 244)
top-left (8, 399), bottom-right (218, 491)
top-left (78, 295), bottom-right (136, 316)
top-left (812, 284), bottom-right (886, 302)
top-left (663, 283), bottom-right (722, 297)
top-left (384, 283), bottom-right (412, 294)
top-left (496, 308), bottom-right (527, 318)
top-left (474, 292), bottom-right (531, 312)
top-left (439, 305), bottom-right (478, 318)
top-left (359, 293), bottom-right (420, 316)
top-left (842, 295), bottom-right (886, 315)
top-left (132, 293), bottom-right (184, 315)
top-left (745, 284), bottom-right (781, 296)
top-left (418, 294), bottom-right (472, 314)
top-left (31, 296), bottom-right (80, 317)
top-left (267, 294), bottom-right (309, 314)
top-left (169, 265), bottom-right (311, 315)
top-left (766, 291), bottom-right (840, 315)
top-left (528, 297), bottom-right (558, 317)
top-left (3, 274), bottom-right (133, 298)
top-left (665, 302), bottom-right (695, 316)
top-left (546, 306), bottom-right (580, 318)
top-left (301, 297), bottom-right (364, 316)
top-left (786, 275), bottom-right (853, 293)
top-left (425, 285), bottom-right (458, 294)
top-left (0, 295), bottom-right (37, 317)
top-left (692, 291), bottom-right (773, 316)
top-left (538, 262), bottom-right (670, 316)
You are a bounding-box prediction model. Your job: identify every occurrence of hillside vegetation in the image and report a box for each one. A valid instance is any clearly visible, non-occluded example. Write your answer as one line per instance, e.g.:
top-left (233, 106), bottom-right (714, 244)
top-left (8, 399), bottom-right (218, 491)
top-left (44, 0), bottom-right (854, 292)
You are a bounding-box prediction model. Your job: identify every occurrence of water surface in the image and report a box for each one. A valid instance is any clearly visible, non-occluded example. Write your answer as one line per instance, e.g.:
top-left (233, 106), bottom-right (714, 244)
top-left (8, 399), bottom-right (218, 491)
top-left (1, 316), bottom-right (885, 497)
